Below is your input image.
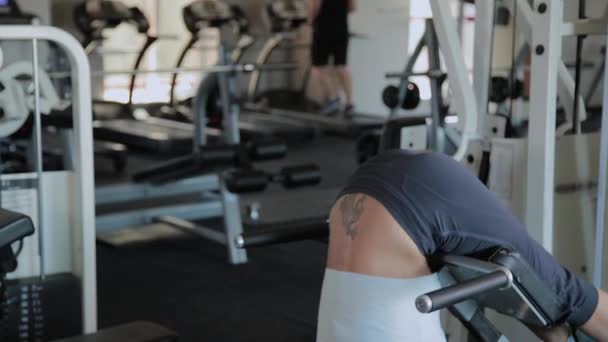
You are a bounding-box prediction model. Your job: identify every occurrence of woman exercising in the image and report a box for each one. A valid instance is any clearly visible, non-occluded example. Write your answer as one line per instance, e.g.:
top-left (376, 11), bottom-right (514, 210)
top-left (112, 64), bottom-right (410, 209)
top-left (317, 150), bottom-right (608, 342)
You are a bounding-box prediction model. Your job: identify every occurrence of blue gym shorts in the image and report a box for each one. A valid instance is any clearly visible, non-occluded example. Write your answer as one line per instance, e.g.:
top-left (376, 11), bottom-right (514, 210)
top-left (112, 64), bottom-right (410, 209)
top-left (337, 150), bottom-right (598, 327)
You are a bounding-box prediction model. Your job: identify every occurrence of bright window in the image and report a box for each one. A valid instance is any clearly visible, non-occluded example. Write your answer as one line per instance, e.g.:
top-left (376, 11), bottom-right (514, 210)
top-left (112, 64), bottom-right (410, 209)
top-left (99, 0), bottom-right (218, 104)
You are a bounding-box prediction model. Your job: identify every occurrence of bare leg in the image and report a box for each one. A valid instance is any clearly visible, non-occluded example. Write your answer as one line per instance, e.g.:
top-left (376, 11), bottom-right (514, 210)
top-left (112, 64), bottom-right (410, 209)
top-left (335, 66), bottom-right (353, 106)
top-left (580, 288), bottom-right (608, 341)
top-left (312, 66), bottom-right (338, 102)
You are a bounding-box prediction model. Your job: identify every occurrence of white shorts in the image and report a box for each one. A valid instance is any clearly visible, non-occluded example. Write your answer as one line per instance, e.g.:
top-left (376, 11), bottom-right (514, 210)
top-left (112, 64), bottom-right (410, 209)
top-left (316, 268), bottom-right (446, 342)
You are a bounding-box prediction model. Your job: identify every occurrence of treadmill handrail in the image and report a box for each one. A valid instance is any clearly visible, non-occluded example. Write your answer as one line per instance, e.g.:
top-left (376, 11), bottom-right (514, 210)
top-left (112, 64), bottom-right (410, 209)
top-left (247, 34), bottom-right (284, 101)
top-left (128, 34), bottom-right (159, 105)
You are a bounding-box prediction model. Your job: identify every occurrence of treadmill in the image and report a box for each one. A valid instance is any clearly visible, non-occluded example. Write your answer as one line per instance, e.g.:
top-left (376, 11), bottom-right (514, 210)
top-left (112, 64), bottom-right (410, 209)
top-left (156, 0), bottom-right (254, 123)
top-left (243, 0), bottom-right (385, 137)
top-left (75, 1), bottom-right (194, 154)
top-left (171, 0), bottom-right (317, 143)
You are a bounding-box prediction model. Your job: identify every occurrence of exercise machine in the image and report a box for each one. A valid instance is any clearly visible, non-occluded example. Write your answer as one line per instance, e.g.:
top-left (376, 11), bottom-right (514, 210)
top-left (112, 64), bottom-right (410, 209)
top-left (246, 0), bottom-right (315, 111)
top-left (370, 1), bottom-right (608, 339)
top-left (93, 43), bottom-right (242, 260)
top-left (233, 218), bottom-right (585, 341)
top-left (357, 17), bottom-right (467, 164)
top-left (93, 1), bottom-right (320, 265)
top-left (161, 0), bottom-right (252, 123)
top-left (0, 0), bottom-right (127, 173)
top-left (0, 23), bottom-right (97, 337)
top-left (0, 208), bottom-right (178, 341)
top-left (124, 40), bottom-right (322, 264)
top-left (241, 0), bottom-right (385, 137)
top-left (415, 249), bottom-right (588, 341)
top-left (183, 0), bottom-right (317, 143)
top-left (75, 0), bottom-right (194, 154)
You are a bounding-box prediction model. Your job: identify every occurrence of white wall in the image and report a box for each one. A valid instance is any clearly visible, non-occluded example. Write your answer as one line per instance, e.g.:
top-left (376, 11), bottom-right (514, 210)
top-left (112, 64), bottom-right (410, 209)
top-left (20, 0), bottom-right (51, 24)
top-left (348, 0), bottom-right (409, 115)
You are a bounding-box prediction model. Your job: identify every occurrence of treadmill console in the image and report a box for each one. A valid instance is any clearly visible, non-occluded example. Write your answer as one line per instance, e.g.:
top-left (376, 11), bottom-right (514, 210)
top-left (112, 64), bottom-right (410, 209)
top-left (183, 0), bottom-right (234, 34)
top-left (267, 0), bottom-right (307, 33)
top-left (74, 0), bottom-right (150, 43)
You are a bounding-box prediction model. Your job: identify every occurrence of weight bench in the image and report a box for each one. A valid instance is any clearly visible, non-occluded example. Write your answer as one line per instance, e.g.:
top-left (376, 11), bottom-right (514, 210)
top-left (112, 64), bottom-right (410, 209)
top-left (0, 208), bottom-right (178, 342)
top-left (416, 248), bottom-right (567, 342)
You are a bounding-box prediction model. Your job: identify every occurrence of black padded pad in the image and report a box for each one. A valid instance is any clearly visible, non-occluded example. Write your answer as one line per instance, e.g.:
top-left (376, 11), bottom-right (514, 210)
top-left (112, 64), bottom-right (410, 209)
top-left (0, 209), bottom-right (35, 249)
top-left (490, 250), bottom-right (566, 324)
top-left (52, 321), bottom-right (178, 342)
top-left (443, 249), bottom-right (565, 327)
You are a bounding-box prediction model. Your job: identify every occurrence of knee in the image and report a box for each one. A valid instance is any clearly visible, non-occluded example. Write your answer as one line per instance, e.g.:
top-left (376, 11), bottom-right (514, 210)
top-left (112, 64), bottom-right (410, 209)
top-left (311, 67), bottom-right (323, 77)
top-left (336, 66), bottom-right (350, 76)
top-left (316, 67), bottom-right (333, 78)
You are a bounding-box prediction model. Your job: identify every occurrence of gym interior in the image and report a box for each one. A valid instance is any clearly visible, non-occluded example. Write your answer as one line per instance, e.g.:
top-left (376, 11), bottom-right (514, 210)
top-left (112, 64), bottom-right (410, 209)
top-left (0, 0), bottom-right (607, 341)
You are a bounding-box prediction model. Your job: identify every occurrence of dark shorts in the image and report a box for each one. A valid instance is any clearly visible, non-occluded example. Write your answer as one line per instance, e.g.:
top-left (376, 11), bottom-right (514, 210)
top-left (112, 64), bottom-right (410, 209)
top-left (311, 33), bottom-right (349, 67)
top-left (337, 150), bottom-right (598, 327)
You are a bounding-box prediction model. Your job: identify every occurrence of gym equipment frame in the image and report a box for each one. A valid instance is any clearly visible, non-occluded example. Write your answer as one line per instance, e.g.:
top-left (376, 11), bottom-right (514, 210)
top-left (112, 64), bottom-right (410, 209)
top-left (0, 25), bottom-right (97, 333)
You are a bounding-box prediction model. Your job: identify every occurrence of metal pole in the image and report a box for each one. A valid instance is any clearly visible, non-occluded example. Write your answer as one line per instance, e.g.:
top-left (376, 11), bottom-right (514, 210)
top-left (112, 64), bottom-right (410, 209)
top-left (31, 38), bottom-right (45, 280)
top-left (572, 0), bottom-right (586, 134)
top-left (524, 0), bottom-right (562, 251)
top-left (592, 23), bottom-right (608, 288)
top-left (0, 24), bottom-right (99, 334)
top-left (220, 182), bottom-right (247, 264)
top-left (472, 0), bottom-right (495, 121)
top-left (217, 45), bottom-right (239, 145)
top-left (426, 20), bottom-right (442, 151)
top-left (429, 0), bottom-right (480, 161)
top-left (393, 35), bottom-right (426, 118)
top-left (247, 35), bottom-right (283, 101)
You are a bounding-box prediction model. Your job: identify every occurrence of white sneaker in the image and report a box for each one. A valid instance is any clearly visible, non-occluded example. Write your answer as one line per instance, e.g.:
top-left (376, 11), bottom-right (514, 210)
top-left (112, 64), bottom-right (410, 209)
top-left (319, 98), bottom-right (341, 115)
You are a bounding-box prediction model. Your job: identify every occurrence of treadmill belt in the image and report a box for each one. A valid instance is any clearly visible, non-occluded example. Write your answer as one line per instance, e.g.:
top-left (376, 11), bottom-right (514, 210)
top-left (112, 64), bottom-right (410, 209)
top-left (243, 105), bottom-right (385, 137)
top-left (239, 112), bottom-right (317, 143)
top-left (94, 118), bottom-right (193, 154)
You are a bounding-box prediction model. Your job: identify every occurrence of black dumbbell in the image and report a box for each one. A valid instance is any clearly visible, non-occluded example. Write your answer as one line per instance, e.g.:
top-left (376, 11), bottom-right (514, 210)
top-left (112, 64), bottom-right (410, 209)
top-left (382, 85), bottom-right (399, 109)
top-left (490, 77), bottom-right (524, 103)
top-left (196, 140), bottom-right (287, 166)
top-left (279, 164), bottom-right (321, 188)
top-left (511, 79), bottom-right (524, 99)
top-left (489, 77), bottom-right (510, 103)
top-left (225, 164), bottom-right (321, 193)
top-left (247, 139), bottom-right (287, 161)
top-left (382, 82), bottom-right (420, 110)
top-left (496, 6), bottom-right (510, 26)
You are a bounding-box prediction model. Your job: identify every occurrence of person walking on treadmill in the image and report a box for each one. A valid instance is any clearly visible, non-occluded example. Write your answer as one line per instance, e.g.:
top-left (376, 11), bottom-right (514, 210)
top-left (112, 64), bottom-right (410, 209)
top-left (309, 0), bottom-right (355, 115)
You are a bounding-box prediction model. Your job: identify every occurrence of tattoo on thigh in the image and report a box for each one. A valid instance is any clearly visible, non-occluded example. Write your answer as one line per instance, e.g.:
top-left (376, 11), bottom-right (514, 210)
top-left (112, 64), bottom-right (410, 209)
top-left (340, 194), bottom-right (366, 240)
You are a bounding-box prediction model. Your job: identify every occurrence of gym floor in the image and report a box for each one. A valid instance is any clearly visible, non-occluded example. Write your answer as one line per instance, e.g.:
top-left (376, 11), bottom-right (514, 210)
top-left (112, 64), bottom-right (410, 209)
top-left (96, 136), bottom-right (357, 341)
